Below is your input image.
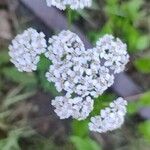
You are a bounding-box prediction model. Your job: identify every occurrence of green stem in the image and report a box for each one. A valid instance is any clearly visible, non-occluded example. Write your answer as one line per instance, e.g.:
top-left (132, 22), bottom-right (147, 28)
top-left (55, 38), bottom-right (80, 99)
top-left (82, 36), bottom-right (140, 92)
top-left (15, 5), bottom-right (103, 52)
top-left (67, 8), bottom-right (72, 29)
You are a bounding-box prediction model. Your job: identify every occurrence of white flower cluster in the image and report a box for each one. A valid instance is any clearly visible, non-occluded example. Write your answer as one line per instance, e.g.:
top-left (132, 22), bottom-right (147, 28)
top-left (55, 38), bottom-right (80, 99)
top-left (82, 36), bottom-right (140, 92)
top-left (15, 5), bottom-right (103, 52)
top-left (9, 28), bottom-right (47, 72)
top-left (45, 30), bottom-right (114, 99)
top-left (45, 30), bottom-right (129, 121)
top-left (46, 0), bottom-right (92, 10)
top-left (9, 28), bottom-right (129, 132)
top-left (96, 34), bottom-right (129, 74)
top-left (89, 97), bottom-right (127, 133)
top-left (52, 96), bottom-right (93, 120)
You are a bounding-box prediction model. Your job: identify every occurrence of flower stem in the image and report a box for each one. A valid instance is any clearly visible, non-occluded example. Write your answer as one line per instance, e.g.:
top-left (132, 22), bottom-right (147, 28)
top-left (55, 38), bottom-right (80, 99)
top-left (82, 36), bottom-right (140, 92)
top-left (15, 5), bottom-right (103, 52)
top-left (67, 8), bottom-right (72, 29)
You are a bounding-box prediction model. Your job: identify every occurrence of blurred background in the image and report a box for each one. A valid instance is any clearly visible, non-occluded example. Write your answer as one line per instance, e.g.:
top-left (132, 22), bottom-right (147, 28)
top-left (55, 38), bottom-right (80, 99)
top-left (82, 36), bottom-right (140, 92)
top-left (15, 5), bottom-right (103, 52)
top-left (0, 0), bottom-right (150, 149)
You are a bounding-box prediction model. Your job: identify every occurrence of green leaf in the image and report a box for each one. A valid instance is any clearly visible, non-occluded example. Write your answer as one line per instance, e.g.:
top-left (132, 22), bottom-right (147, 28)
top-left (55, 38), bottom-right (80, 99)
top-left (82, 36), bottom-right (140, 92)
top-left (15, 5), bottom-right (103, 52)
top-left (122, 0), bottom-right (144, 21)
top-left (139, 91), bottom-right (150, 105)
top-left (100, 21), bottom-right (113, 35)
top-left (128, 91), bottom-right (150, 115)
top-left (105, 4), bottom-right (125, 17)
top-left (127, 102), bottom-right (140, 115)
top-left (106, 0), bottom-right (118, 6)
top-left (134, 57), bottom-right (150, 73)
top-left (91, 93), bottom-right (115, 116)
top-left (125, 25), bottom-right (140, 52)
top-left (67, 9), bottom-right (80, 22)
top-left (136, 35), bottom-right (150, 50)
top-left (138, 121), bottom-right (150, 141)
top-left (2, 67), bottom-right (37, 86)
top-left (0, 51), bottom-right (10, 66)
top-left (70, 136), bottom-right (100, 150)
top-left (72, 120), bottom-right (89, 137)
top-left (37, 56), bottom-right (59, 96)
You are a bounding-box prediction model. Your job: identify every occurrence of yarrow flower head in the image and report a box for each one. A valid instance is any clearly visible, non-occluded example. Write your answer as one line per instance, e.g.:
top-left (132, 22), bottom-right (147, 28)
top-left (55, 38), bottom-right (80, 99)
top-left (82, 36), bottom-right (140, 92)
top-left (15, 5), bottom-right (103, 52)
top-left (88, 97), bottom-right (127, 133)
top-left (52, 96), bottom-right (94, 120)
top-left (96, 34), bottom-right (129, 74)
top-left (45, 30), bottom-right (85, 64)
top-left (45, 30), bottom-right (114, 99)
top-left (9, 28), bottom-right (47, 72)
top-left (46, 0), bottom-right (92, 10)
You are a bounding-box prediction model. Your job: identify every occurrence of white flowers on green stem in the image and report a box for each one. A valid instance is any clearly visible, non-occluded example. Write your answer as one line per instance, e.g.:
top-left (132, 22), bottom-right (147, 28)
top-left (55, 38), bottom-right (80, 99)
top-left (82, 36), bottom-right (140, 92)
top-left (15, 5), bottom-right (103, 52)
top-left (9, 28), bottom-right (129, 133)
top-left (46, 0), bottom-right (92, 10)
